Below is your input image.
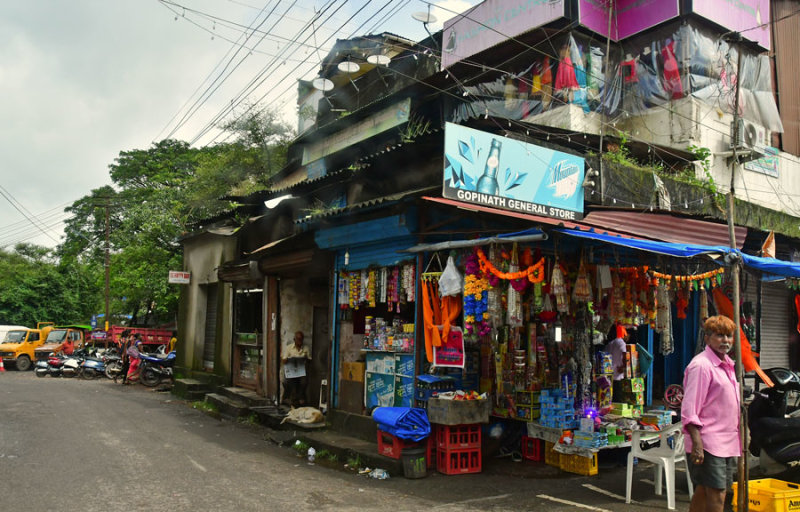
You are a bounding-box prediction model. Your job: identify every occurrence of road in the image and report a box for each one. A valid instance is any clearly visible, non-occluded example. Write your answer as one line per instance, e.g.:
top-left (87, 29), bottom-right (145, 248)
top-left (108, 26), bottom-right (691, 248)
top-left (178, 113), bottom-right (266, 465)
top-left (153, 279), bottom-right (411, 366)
top-left (0, 371), bottom-right (692, 511)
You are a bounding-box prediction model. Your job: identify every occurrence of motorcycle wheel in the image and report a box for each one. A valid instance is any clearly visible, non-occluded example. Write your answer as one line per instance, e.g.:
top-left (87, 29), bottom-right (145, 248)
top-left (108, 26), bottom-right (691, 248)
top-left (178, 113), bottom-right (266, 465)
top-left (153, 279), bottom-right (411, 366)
top-left (63, 369), bottom-right (77, 378)
top-left (82, 368), bottom-right (98, 380)
top-left (105, 361), bottom-right (122, 379)
top-left (35, 369), bottom-right (48, 378)
top-left (140, 368), bottom-right (161, 387)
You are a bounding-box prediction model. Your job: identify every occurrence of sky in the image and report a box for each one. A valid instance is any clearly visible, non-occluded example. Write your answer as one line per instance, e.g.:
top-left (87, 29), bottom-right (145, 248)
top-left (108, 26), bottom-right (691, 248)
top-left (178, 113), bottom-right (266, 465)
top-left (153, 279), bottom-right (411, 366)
top-left (0, 0), bottom-right (475, 250)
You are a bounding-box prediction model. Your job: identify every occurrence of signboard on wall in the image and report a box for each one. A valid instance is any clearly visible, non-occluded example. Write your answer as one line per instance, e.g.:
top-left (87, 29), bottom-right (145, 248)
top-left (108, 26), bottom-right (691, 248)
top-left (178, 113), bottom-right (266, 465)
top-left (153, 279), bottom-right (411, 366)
top-left (442, 123), bottom-right (584, 220)
top-left (744, 146), bottom-right (779, 177)
top-left (692, 0), bottom-right (770, 50)
top-left (579, 0), bottom-right (679, 40)
top-left (440, 0), bottom-right (564, 69)
top-left (168, 271), bottom-right (191, 284)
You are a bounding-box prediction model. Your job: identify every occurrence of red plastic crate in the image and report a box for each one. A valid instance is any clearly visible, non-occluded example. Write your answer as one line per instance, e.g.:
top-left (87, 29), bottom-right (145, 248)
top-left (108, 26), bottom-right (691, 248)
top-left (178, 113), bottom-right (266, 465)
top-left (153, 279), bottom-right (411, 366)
top-left (521, 436), bottom-right (543, 461)
top-left (436, 424), bottom-right (481, 450)
top-left (426, 435), bottom-right (436, 469)
top-left (436, 447), bottom-right (482, 475)
top-left (377, 430), bottom-right (418, 459)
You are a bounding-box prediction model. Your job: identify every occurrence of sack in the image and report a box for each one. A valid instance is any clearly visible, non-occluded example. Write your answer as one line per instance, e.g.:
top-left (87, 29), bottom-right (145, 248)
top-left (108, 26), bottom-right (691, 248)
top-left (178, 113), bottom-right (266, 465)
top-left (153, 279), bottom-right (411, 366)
top-left (438, 255), bottom-right (463, 297)
top-left (637, 343), bottom-right (654, 374)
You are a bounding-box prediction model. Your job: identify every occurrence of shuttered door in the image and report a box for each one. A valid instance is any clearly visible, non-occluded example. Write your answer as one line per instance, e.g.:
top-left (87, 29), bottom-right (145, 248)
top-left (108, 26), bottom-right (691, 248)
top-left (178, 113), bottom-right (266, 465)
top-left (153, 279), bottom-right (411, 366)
top-left (203, 283), bottom-right (218, 371)
top-left (743, 281), bottom-right (792, 370)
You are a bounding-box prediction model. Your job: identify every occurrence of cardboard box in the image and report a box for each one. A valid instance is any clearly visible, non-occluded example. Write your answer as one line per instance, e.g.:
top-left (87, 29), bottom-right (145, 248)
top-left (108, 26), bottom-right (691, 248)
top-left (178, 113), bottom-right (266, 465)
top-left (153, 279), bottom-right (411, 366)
top-left (341, 361), bottom-right (365, 383)
top-left (621, 378), bottom-right (645, 393)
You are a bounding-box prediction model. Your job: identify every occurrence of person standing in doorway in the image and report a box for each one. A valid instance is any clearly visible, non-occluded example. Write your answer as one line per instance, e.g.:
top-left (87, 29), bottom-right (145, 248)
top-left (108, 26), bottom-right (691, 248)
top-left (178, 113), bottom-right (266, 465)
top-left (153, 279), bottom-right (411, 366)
top-left (682, 315), bottom-right (741, 512)
top-left (604, 324), bottom-right (629, 397)
top-left (282, 331), bottom-right (310, 407)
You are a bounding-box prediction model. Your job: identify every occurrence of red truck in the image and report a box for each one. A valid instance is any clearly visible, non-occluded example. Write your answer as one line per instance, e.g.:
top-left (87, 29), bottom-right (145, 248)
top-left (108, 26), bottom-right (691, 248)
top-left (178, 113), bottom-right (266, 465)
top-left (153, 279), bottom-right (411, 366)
top-left (104, 326), bottom-right (173, 349)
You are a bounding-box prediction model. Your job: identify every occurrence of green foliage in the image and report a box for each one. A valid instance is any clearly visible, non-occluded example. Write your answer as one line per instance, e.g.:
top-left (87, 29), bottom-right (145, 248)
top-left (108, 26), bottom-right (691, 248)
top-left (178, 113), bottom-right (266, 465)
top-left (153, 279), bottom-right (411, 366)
top-left (398, 114), bottom-right (431, 143)
top-left (316, 449), bottom-right (337, 461)
top-left (192, 400), bottom-right (218, 413)
top-left (686, 144), bottom-right (723, 199)
top-left (292, 440), bottom-right (311, 454)
top-left (346, 454), bottom-right (362, 469)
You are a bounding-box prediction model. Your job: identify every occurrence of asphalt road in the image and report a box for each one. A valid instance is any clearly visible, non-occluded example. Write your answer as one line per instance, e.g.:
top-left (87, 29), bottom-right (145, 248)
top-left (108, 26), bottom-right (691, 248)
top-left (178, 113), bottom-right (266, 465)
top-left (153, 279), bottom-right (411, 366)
top-left (0, 371), bottom-right (692, 511)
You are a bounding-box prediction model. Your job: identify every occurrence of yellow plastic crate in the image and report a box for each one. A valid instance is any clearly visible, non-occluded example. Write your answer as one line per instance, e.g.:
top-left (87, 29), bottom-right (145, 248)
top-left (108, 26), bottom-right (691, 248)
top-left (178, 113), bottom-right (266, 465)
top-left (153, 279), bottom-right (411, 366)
top-left (732, 479), bottom-right (800, 512)
top-left (544, 441), bottom-right (560, 467)
top-left (559, 452), bottom-right (598, 476)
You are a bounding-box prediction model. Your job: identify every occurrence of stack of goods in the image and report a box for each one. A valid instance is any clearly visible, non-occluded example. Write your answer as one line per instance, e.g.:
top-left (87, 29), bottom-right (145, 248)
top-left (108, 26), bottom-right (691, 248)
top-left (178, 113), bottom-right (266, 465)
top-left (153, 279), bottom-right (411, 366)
top-left (572, 430), bottom-right (609, 449)
top-left (514, 390), bottom-right (541, 421)
top-left (616, 377), bottom-right (645, 416)
top-left (435, 424), bottom-right (482, 475)
top-left (414, 375), bottom-right (456, 410)
top-left (640, 409), bottom-right (673, 428)
top-left (594, 352), bottom-right (614, 408)
top-left (539, 388), bottom-right (579, 429)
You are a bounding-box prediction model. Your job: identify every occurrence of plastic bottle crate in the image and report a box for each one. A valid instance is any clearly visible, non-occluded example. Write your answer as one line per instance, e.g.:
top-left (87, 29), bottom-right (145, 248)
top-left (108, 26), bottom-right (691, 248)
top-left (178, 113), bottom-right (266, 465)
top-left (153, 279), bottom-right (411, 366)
top-left (436, 447), bottom-right (482, 475)
top-left (377, 430), bottom-right (418, 459)
top-left (559, 452), bottom-right (598, 476)
top-left (436, 424), bottom-right (481, 450)
top-left (544, 441), bottom-right (560, 467)
top-left (521, 436), bottom-right (543, 461)
top-left (732, 478), bottom-right (800, 512)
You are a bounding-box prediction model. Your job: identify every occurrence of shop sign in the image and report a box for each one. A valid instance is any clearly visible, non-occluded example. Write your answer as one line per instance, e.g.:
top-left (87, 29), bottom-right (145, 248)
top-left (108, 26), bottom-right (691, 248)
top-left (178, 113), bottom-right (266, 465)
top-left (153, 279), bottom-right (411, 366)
top-left (692, 0), bottom-right (770, 50)
top-left (579, 0), bottom-right (679, 41)
top-left (442, 123), bottom-right (584, 220)
top-left (301, 98), bottom-right (410, 165)
top-left (744, 146), bottom-right (779, 177)
top-left (434, 327), bottom-right (465, 368)
top-left (168, 271), bottom-right (191, 284)
top-left (441, 0), bottom-right (564, 70)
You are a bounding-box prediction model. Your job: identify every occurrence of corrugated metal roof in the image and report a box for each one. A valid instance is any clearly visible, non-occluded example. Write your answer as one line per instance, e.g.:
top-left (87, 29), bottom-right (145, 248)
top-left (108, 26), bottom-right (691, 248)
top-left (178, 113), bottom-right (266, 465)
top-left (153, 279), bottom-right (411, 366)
top-left (296, 186), bottom-right (436, 224)
top-left (581, 210), bottom-right (747, 248)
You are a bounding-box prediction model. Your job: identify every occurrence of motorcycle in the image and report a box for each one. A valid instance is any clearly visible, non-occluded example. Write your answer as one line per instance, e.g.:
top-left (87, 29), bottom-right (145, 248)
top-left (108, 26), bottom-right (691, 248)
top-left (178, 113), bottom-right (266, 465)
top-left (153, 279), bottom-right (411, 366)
top-left (34, 353), bottom-right (66, 378)
top-left (138, 351), bottom-right (176, 387)
top-left (61, 349), bottom-right (87, 378)
top-left (103, 352), bottom-right (123, 379)
top-left (81, 352), bottom-right (107, 380)
top-left (748, 367), bottom-right (800, 479)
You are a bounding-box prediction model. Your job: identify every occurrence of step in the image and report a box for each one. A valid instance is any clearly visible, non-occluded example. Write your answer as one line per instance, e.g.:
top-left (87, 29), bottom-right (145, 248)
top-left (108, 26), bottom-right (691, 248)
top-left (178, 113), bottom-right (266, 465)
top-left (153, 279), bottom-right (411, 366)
top-left (297, 430), bottom-right (404, 477)
top-left (172, 378), bottom-right (210, 400)
top-left (205, 393), bottom-right (250, 420)
top-left (217, 386), bottom-right (269, 408)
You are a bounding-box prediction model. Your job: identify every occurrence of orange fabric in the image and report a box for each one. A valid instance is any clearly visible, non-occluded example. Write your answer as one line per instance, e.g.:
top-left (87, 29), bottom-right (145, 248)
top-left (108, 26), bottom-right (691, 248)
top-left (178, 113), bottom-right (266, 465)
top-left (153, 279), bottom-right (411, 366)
top-left (795, 295), bottom-right (800, 334)
top-left (712, 287), bottom-right (773, 387)
top-left (421, 280), bottom-right (442, 363)
top-left (440, 295), bottom-right (462, 345)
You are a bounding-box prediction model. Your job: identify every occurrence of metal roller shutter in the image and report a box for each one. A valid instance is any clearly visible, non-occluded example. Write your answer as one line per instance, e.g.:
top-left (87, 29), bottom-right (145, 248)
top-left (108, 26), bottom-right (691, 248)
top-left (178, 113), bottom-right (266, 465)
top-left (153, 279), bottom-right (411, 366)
top-left (744, 281), bottom-right (792, 370)
top-left (203, 283), bottom-right (218, 370)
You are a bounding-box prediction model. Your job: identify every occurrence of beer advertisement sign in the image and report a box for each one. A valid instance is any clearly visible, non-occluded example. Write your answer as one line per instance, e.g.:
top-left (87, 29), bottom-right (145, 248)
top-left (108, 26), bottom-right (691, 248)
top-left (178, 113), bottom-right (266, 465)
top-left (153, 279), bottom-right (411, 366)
top-left (442, 123), bottom-right (584, 220)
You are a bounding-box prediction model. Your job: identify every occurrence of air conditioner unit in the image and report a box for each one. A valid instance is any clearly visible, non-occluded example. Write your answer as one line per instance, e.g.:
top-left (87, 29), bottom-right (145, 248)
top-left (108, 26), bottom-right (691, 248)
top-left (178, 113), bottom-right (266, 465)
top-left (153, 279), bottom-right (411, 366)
top-left (730, 119), bottom-right (768, 153)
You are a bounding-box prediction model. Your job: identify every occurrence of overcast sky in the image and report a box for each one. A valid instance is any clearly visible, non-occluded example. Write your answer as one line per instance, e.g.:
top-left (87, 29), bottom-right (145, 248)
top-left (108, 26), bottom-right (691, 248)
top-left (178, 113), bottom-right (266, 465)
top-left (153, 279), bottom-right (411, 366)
top-left (0, 0), bottom-right (474, 250)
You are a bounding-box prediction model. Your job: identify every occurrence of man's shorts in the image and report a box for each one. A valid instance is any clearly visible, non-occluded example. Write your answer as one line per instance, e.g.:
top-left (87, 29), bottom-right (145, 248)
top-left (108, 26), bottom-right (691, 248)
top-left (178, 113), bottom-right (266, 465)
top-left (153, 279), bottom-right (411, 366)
top-left (687, 451), bottom-right (736, 490)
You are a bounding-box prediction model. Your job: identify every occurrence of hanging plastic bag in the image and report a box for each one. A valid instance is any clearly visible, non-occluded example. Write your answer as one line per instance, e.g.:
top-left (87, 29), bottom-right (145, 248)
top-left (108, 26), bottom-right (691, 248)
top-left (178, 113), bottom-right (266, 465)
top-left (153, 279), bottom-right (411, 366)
top-left (438, 255), bottom-right (463, 297)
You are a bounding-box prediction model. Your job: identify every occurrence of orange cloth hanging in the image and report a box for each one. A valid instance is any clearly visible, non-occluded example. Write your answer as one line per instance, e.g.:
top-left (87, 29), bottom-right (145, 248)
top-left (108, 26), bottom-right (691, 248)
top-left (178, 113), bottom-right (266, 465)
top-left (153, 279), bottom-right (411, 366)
top-left (439, 294), bottom-right (462, 346)
top-left (712, 287), bottom-right (773, 387)
top-left (795, 295), bottom-right (800, 334)
top-left (422, 279), bottom-right (443, 363)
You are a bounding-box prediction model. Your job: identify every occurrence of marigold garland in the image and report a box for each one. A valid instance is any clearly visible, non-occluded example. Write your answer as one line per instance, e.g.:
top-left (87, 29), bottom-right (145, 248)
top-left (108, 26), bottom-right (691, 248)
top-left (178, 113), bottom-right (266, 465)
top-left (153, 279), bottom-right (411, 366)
top-left (650, 267), bottom-right (724, 283)
top-left (475, 247), bottom-right (545, 284)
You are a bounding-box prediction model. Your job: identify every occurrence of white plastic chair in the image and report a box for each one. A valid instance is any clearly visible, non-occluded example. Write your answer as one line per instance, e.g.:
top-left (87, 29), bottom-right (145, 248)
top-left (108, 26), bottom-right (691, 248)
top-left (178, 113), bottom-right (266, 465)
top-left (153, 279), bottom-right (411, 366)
top-left (625, 422), bottom-right (694, 510)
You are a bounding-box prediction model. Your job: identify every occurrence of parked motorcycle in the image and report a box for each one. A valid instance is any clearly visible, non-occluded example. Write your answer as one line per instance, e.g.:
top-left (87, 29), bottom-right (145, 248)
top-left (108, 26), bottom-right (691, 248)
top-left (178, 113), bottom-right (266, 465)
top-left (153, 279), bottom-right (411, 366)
top-left (103, 352), bottom-right (123, 379)
top-left (81, 352), bottom-right (107, 380)
top-left (138, 351), bottom-right (176, 387)
top-left (748, 367), bottom-right (800, 479)
top-left (34, 353), bottom-right (66, 378)
top-left (61, 349), bottom-right (88, 378)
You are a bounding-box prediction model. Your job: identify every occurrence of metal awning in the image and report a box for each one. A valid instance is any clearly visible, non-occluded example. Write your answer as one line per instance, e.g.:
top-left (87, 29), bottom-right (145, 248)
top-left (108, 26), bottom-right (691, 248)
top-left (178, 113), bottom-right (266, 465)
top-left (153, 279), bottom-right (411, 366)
top-left (401, 228), bottom-right (547, 253)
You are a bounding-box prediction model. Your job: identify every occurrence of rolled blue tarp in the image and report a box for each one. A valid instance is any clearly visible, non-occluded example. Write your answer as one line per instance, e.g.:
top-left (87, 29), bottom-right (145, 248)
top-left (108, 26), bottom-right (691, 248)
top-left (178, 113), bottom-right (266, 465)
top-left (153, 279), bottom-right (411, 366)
top-left (372, 407), bottom-right (431, 441)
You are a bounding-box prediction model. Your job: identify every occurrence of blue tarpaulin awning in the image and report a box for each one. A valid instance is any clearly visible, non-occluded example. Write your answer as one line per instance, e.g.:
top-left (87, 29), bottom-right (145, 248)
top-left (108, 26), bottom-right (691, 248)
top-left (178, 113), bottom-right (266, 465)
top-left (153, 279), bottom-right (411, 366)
top-left (555, 228), bottom-right (800, 280)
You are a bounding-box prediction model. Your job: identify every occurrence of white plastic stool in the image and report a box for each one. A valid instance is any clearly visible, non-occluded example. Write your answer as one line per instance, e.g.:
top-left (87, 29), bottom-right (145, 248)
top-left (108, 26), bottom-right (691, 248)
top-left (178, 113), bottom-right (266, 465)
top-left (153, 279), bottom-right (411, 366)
top-left (625, 422), bottom-right (694, 510)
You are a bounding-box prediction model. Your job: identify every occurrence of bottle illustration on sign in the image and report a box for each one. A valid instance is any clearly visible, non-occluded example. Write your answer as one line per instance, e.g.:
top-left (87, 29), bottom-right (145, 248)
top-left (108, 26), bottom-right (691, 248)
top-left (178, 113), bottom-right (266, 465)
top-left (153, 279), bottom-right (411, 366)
top-left (476, 138), bottom-right (502, 195)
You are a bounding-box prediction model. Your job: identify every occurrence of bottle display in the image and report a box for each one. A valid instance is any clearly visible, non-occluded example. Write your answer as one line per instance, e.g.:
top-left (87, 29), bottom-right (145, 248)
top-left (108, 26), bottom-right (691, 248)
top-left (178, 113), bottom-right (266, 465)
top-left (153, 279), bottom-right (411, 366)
top-left (476, 138), bottom-right (502, 195)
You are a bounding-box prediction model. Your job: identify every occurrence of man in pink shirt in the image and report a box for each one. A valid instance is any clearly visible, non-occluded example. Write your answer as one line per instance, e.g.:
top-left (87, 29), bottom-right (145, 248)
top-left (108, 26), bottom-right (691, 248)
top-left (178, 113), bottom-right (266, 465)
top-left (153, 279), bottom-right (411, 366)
top-left (681, 315), bottom-right (741, 512)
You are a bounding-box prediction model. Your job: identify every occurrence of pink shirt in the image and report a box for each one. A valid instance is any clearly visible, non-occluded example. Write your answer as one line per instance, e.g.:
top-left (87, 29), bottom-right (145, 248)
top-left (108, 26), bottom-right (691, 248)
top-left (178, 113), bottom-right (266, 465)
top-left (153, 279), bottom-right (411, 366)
top-left (681, 345), bottom-right (742, 457)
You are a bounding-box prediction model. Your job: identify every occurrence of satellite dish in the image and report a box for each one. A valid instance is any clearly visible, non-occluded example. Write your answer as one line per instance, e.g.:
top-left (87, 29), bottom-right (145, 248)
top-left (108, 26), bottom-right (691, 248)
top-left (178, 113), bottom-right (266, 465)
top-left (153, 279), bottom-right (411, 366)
top-left (367, 54), bottom-right (391, 66)
top-left (337, 61), bottom-right (360, 73)
top-left (312, 77), bottom-right (334, 92)
top-left (412, 11), bottom-right (437, 24)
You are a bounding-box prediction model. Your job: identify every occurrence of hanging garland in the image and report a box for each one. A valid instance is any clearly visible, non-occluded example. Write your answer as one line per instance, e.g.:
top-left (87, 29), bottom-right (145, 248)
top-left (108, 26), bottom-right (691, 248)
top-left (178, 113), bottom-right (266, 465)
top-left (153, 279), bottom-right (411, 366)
top-left (475, 247), bottom-right (546, 284)
top-left (649, 267), bottom-right (725, 284)
top-left (463, 251), bottom-right (490, 336)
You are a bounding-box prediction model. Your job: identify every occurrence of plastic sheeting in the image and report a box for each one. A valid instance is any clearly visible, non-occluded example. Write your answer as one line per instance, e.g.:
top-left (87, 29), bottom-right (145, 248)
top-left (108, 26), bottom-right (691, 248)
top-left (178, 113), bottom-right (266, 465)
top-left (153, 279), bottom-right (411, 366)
top-left (372, 407), bottom-right (431, 441)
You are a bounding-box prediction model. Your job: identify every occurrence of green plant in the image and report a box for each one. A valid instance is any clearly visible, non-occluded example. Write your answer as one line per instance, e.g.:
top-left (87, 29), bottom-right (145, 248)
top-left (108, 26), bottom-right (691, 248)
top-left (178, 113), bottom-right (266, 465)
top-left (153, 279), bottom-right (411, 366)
top-left (346, 454), bottom-right (362, 469)
top-left (238, 413), bottom-right (258, 426)
top-left (292, 440), bottom-right (311, 455)
top-left (191, 400), bottom-right (218, 414)
top-left (602, 130), bottom-right (636, 167)
top-left (398, 114), bottom-right (431, 143)
top-left (687, 144), bottom-right (722, 198)
top-left (316, 449), bottom-right (337, 462)
top-left (303, 198), bottom-right (337, 217)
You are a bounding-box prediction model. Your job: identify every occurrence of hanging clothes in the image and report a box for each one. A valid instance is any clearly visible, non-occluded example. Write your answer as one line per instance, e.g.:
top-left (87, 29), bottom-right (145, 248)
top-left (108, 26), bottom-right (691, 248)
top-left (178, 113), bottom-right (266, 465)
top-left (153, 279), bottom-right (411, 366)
top-left (421, 278), bottom-right (442, 363)
top-left (661, 39), bottom-right (683, 99)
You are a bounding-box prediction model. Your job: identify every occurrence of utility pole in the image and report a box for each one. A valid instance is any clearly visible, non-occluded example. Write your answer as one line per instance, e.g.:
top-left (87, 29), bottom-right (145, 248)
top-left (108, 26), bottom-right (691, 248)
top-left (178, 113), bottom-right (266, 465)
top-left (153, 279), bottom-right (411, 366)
top-left (726, 32), bottom-right (748, 512)
top-left (104, 199), bottom-right (110, 333)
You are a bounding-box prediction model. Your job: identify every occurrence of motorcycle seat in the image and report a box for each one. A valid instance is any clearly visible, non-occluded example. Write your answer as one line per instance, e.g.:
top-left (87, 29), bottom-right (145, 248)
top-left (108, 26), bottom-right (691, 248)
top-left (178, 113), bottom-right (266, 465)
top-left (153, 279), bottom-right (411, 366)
top-left (753, 417), bottom-right (800, 448)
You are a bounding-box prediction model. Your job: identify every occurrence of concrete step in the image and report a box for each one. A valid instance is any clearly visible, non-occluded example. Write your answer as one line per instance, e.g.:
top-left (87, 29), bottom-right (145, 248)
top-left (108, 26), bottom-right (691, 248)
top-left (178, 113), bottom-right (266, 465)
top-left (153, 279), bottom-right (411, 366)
top-left (217, 386), bottom-right (269, 408)
top-left (205, 393), bottom-right (249, 420)
top-left (297, 429), bottom-right (405, 477)
top-left (172, 378), bottom-right (210, 400)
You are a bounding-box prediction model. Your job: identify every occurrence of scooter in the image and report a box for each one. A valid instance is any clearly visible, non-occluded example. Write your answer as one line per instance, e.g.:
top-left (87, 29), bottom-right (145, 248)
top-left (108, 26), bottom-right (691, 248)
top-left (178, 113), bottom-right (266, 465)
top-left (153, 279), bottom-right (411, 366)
top-left (61, 350), bottom-right (87, 378)
top-left (748, 367), bottom-right (800, 479)
top-left (34, 353), bottom-right (66, 378)
top-left (81, 353), bottom-right (106, 380)
top-left (138, 351), bottom-right (176, 387)
top-left (103, 352), bottom-right (123, 379)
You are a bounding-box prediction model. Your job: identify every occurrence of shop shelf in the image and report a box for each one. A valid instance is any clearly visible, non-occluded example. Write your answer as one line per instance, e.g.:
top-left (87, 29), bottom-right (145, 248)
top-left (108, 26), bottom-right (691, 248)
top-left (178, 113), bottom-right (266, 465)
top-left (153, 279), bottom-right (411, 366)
top-left (559, 452), bottom-right (598, 476)
top-left (435, 424), bottom-right (481, 450)
top-left (436, 447), bottom-right (482, 475)
top-left (521, 436), bottom-right (543, 461)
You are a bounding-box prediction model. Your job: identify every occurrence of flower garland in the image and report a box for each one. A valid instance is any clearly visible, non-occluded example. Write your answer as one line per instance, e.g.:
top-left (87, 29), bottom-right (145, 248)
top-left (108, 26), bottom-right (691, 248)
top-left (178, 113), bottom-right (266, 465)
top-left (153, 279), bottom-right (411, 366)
top-left (475, 247), bottom-right (545, 284)
top-left (463, 251), bottom-right (490, 336)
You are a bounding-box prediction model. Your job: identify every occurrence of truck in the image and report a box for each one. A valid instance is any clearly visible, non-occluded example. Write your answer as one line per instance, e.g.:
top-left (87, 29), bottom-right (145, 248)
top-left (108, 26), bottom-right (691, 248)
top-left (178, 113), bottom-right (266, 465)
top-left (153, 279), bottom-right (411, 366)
top-left (106, 325), bottom-right (173, 349)
top-left (33, 325), bottom-right (91, 362)
top-left (0, 323), bottom-right (54, 371)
